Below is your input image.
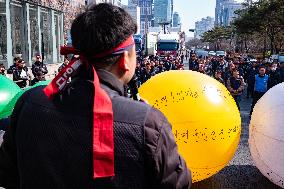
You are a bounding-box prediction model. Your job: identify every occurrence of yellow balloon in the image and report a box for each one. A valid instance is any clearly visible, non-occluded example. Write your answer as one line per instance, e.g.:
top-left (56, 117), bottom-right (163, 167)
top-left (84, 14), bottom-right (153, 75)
top-left (139, 71), bottom-right (241, 182)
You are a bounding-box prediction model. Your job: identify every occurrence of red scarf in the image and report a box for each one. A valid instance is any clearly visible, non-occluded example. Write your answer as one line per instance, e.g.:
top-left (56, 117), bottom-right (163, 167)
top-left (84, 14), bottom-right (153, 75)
top-left (43, 36), bottom-right (134, 179)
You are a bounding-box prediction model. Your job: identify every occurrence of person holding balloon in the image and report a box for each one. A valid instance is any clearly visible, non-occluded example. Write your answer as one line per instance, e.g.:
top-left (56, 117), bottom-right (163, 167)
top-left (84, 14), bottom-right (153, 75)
top-left (0, 4), bottom-right (191, 189)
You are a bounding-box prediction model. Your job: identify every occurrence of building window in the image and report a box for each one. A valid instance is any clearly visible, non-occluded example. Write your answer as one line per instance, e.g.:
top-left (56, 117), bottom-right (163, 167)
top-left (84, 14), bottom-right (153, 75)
top-left (40, 8), bottom-right (52, 63)
top-left (29, 4), bottom-right (39, 58)
top-left (54, 13), bottom-right (63, 62)
top-left (10, 1), bottom-right (24, 58)
top-left (0, 0), bottom-right (7, 64)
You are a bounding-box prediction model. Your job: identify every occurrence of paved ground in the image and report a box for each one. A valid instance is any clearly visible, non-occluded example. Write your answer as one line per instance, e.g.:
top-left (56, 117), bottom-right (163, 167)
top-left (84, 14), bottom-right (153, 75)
top-left (182, 59), bottom-right (282, 189)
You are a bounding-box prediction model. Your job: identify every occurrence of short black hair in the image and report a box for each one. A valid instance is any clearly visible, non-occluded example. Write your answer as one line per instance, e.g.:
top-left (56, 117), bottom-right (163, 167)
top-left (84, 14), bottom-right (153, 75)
top-left (13, 57), bottom-right (20, 62)
top-left (71, 3), bottom-right (137, 64)
top-left (259, 65), bottom-right (266, 70)
top-left (17, 59), bottom-right (24, 64)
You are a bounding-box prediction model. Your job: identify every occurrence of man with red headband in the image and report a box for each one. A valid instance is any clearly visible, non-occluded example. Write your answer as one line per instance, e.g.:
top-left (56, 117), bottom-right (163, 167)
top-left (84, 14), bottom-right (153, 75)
top-left (0, 3), bottom-right (191, 189)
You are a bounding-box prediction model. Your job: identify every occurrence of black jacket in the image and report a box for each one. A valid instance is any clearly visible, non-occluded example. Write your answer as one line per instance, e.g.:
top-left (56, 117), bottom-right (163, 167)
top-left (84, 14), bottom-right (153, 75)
top-left (0, 68), bottom-right (191, 189)
top-left (280, 67), bottom-right (284, 83)
top-left (12, 66), bottom-right (29, 88)
top-left (188, 59), bottom-right (199, 71)
top-left (268, 69), bottom-right (281, 89)
top-left (31, 61), bottom-right (48, 77)
top-left (7, 64), bottom-right (16, 74)
top-left (140, 68), bottom-right (155, 84)
top-left (30, 78), bottom-right (40, 86)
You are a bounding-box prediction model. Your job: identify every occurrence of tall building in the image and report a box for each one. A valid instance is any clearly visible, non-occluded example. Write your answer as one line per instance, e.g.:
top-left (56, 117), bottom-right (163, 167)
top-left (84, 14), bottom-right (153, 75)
top-left (215, 0), bottom-right (223, 26)
top-left (194, 16), bottom-right (214, 39)
top-left (129, 0), bottom-right (154, 35)
top-left (123, 5), bottom-right (141, 34)
top-left (215, 0), bottom-right (242, 26)
top-left (172, 12), bottom-right (181, 27)
top-left (221, 1), bottom-right (242, 26)
top-left (0, 0), bottom-right (70, 67)
top-left (153, 0), bottom-right (173, 27)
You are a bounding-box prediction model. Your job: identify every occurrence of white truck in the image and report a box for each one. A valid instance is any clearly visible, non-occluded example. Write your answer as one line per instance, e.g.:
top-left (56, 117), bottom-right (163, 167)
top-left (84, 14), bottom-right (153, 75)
top-left (156, 33), bottom-right (180, 57)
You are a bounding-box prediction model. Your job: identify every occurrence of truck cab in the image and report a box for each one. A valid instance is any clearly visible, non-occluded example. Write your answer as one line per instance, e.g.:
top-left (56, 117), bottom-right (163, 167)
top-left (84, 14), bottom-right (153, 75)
top-left (156, 33), bottom-right (180, 57)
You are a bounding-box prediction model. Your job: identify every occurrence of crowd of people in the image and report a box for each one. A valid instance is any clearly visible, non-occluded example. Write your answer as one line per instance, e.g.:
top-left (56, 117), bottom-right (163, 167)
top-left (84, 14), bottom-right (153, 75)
top-left (2, 50), bottom-right (284, 114)
top-left (188, 52), bottom-right (284, 114)
top-left (134, 55), bottom-right (184, 86)
top-left (0, 55), bottom-right (48, 88)
top-left (133, 51), bottom-right (284, 114)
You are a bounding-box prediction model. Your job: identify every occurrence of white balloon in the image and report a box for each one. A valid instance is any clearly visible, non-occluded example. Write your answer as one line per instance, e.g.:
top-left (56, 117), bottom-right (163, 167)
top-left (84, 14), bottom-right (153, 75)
top-left (249, 82), bottom-right (284, 188)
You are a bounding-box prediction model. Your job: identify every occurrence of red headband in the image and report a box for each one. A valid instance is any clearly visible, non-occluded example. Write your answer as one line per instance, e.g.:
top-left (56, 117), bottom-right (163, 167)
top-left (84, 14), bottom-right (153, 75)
top-left (43, 35), bottom-right (134, 179)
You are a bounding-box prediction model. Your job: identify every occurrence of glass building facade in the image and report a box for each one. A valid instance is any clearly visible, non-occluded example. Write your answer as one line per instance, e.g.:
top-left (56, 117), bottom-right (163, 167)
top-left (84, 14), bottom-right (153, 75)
top-left (172, 12), bottom-right (180, 27)
top-left (153, 0), bottom-right (172, 27)
top-left (0, 0), bottom-right (64, 68)
top-left (129, 0), bottom-right (154, 35)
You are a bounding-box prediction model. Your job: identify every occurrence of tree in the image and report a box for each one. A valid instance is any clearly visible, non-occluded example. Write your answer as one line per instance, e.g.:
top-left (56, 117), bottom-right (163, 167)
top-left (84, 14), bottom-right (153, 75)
top-left (233, 0), bottom-right (284, 55)
top-left (201, 26), bottom-right (232, 51)
top-left (185, 38), bottom-right (205, 49)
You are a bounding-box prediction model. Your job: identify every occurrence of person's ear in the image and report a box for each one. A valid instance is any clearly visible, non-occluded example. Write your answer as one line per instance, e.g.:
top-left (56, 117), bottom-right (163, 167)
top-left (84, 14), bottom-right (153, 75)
top-left (118, 52), bottom-right (130, 71)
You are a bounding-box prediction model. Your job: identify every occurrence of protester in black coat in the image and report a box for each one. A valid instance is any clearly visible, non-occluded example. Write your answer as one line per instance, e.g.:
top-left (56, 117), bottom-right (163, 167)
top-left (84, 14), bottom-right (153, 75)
top-left (12, 59), bottom-right (29, 88)
top-left (268, 63), bottom-right (281, 89)
top-left (140, 63), bottom-right (155, 84)
top-left (0, 4), bottom-right (191, 189)
top-left (188, 53), bottom-right (199, 71)
top-left (31, 55), bottom-right (48, 77)
top-left (246, 64), bottom-right (258, 98)
top-left (7, 57), bottom-right (20, 74)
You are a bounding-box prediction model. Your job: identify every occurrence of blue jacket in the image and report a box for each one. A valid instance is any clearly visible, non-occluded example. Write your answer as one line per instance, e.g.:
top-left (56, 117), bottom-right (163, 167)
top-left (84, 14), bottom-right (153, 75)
top-left (254, 74), bottom-right (269, 93)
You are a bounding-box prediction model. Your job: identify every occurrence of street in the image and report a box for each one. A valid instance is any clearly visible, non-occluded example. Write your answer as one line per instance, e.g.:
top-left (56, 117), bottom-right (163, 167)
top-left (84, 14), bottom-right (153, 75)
top-left (181, 59), bottom-right (282, 189)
